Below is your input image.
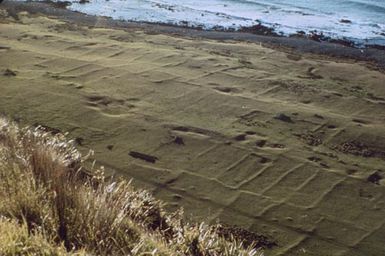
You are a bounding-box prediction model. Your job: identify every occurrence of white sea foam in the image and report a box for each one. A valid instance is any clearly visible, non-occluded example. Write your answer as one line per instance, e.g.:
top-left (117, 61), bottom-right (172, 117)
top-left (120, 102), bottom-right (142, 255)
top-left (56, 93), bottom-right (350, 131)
top-left (48, 0), bottom-right (385, 46)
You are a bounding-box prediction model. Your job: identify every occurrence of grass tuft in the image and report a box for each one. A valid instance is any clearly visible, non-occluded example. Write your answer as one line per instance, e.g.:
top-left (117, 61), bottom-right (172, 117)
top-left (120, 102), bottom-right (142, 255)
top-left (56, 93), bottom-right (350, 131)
top-left (0, 118), bottom-right (263, 256)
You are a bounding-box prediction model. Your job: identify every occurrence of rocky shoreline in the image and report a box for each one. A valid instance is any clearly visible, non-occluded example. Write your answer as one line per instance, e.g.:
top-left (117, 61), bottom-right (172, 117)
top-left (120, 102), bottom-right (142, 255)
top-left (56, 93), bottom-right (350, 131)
top-left (2, 0), bottom-right (385, 70)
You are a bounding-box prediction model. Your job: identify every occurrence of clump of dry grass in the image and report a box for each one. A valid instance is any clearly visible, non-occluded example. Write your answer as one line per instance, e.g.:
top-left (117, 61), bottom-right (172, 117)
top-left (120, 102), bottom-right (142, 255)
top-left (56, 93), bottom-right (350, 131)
top-left (0, 217), bottom-right (80, 256)
top-left (0, 117), bottom-right (262, 256)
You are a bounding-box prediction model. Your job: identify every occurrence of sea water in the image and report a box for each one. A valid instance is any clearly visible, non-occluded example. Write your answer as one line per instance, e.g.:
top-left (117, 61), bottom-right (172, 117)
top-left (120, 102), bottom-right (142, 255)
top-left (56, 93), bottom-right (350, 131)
top-left (53, 0), bottom-right (385, 46)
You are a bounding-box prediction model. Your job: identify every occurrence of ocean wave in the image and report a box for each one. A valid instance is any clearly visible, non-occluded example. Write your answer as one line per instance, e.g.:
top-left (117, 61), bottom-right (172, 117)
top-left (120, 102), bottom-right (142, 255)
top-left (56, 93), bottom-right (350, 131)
top-left (342, 0), bottom-right (385, 13)
top-left (48, 0), bottom-right (385, 46)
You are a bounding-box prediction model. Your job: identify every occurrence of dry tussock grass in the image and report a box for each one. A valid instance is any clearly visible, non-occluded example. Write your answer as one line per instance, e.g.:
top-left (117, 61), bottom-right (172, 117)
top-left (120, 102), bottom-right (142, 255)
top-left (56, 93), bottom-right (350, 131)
top-left (0, 118), bottom-right (262, 256)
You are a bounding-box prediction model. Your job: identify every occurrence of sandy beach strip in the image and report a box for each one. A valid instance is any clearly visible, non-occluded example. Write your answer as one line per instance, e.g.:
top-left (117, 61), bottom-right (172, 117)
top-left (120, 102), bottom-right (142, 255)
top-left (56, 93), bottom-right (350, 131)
top-left (1, 2), bottom-right (385, 255)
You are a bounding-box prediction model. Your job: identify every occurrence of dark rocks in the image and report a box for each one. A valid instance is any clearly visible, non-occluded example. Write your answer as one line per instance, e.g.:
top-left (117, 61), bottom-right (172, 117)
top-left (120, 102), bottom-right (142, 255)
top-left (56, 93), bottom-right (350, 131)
top-left (366, 44), bottom-right (385, 51)
top-left (49, 1), bottom-right (72, 8)
top-left (340, 19), bottom-right (352, 24)
top-left (290, 30), bottom-right (356, 48)
top-left (308, 30), bottom-right (329, 42)
top-left (239, 23), bottom-right (277, 36)
top-left (329, 38), bottom-right (355, 48)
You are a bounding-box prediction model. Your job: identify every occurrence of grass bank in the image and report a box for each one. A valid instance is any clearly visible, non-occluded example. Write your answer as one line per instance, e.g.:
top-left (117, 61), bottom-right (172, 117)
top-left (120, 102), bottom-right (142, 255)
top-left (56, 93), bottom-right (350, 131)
top-left (0, 118), bottom-right (261, 255)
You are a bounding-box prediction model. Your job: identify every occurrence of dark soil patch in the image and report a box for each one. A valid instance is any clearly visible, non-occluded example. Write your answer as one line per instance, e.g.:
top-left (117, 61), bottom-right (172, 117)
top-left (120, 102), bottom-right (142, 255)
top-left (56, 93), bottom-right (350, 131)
top-left (286, 54), bottom-right (302, 61)
top-left (346, 169), bottom-right (357, 175)
top-left (214, 86), bottom-right (238, 93)
top-left (86, 95), bottom-right (114, 106)
top-left (3, 68), bottom-right (17, 76)
top-left (269, 143), bottom-right (286, 149)
top-left (367, 171), bottom-right (383, 185)
top-left (129, 151), bottom-right (158, 163)
top-left (260, 157), bottom-right (271, 164)
top-left (74, 137), bottom-right (84, 146)
top-left (297, 133), bottom-right (323, 146)
top-left (367, 92), bottom-right (385, 101)
top-left (238, 111), bottom-right (267, 128)
top-left (352, 119), bottom-right (370, 125)
top-left (234, 134), bottom-right (247, 141)
top-left (173, 136), bottom-right (185, 145)
top-left (255, 140), bottom-right (267, 147)
top-left (308, 156), bottom-right (322, 162)
top-left (333, 141), bottom-right (385, 159)
top-left (274, 113), bottom-right (293, 123)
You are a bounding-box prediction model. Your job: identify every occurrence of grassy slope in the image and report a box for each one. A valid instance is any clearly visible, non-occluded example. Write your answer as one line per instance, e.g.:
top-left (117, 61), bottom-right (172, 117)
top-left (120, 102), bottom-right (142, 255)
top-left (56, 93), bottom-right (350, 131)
top-left (0, 118), bottom-right (261, 256)
top-left (1, 9), bottom-right (385, 256)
